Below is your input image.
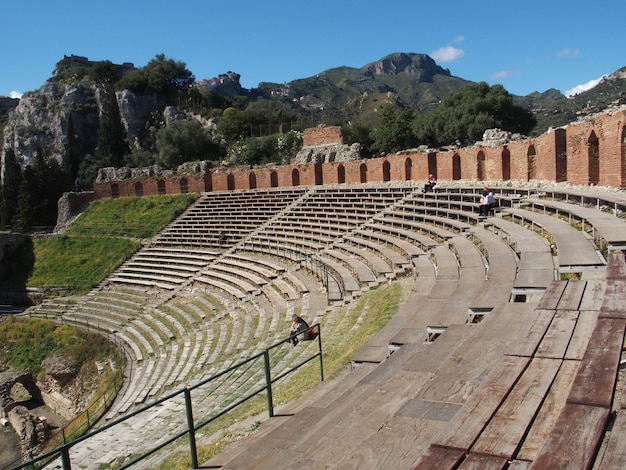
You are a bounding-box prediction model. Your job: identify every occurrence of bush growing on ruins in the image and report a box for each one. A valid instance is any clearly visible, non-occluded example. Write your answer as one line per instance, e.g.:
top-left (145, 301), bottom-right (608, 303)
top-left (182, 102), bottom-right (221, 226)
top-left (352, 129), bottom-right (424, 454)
top-left (414, 82), bottom-right (536, 146)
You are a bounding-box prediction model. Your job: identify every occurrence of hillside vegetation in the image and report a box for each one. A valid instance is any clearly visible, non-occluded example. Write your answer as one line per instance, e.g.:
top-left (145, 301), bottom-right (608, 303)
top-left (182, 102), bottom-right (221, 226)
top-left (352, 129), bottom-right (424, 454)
top-left (0, 193), bottom-right (197, 295)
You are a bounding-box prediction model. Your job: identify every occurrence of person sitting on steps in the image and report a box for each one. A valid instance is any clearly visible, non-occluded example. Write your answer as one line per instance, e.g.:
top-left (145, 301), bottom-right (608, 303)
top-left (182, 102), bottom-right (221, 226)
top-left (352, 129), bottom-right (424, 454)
top-left (424, 174), bottom-right (437, 193)
top-left (288, 314), bottom-right (311, 345)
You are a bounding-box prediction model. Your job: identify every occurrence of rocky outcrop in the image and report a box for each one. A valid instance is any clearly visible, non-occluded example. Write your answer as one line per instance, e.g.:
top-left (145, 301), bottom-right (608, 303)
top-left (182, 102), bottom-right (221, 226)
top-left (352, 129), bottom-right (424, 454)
top-left (116, 89), bottom-right (159, 149)
top-left (0, 369), bottom-right (39, 415)
top-left (1, 81), bottom-right (191, 173)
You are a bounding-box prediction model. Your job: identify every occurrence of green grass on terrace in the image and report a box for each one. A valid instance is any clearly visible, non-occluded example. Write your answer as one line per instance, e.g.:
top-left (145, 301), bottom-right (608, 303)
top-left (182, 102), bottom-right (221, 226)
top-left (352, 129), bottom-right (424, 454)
top-left (0, 194), bottom-right (197, 295)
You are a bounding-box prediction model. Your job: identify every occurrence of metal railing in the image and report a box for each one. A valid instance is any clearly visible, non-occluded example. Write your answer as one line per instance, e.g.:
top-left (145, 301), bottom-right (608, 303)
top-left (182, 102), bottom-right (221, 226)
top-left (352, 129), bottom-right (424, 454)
top-left (8, 325), bottom-right (323, 470)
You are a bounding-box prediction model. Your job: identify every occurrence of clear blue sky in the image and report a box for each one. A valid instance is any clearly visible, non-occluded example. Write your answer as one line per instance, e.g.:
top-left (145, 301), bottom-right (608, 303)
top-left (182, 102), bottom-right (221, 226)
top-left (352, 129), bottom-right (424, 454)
top-left (2, 0), bottom-right (624, 99)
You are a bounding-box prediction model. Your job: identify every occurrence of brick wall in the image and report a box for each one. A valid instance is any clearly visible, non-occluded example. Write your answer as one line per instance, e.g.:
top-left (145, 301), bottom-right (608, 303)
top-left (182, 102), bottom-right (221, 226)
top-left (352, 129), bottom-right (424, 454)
top-left (302, 126), bottom-right (344, 146)
top-left (93, 109), bottom-right (626, 198)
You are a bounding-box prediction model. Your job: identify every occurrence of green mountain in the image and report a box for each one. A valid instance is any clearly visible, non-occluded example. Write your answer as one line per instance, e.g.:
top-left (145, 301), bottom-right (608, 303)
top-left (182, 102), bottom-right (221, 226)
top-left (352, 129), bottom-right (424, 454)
top-left (253, 52), bottom-right (472, 125)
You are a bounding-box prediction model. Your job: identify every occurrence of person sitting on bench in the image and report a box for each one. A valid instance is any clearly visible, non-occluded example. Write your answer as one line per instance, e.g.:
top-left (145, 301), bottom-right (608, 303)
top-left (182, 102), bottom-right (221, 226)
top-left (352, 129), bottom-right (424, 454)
top-left (479, 187), bottom-right (497, 216)
top-left (424, 174), bottom-right (437, 193)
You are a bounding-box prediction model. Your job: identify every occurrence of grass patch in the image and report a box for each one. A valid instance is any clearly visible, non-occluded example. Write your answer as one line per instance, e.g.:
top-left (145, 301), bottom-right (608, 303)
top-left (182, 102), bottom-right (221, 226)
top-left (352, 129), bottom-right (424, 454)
top-left (67, 194), bottom-right (197, 239)
top-left (0, 193), bottom-right (197, 295)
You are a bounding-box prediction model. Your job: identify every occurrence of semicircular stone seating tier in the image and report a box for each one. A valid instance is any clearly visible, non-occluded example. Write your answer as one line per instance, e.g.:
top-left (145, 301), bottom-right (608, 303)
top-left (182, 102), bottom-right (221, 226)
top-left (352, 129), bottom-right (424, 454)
top-left (18, 182), bottom-right (626, 469)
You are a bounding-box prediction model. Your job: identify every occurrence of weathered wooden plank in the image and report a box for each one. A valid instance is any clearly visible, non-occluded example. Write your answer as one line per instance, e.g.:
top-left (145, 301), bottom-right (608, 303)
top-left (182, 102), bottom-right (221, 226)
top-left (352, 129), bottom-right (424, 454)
top-left (418, 304), bottom-right (535, 405)
top-left (564, 311), bottom-right (598, 361)
top-left (471, 357), bottom-right (562, 458)
top-left (507, 460), bottom-right (531, 469)
top-left (596, 409), bottom-right (626, 469)
top-left (578, 279), bottom-right (605, 311)
top-left (457, 453), bottom-right (509, 469)
top-left (599, 278), bottom-right (626, 319)
top-left (536, 281), bottom-right (567, 310)
top-left (506, 309), bottom-right (554, 358)
top-left (515, 360), bottom-right (580, 461)
top-left (535, 310), bottom-right (579, 359)
top-left (411, 446), bottom-right (465, 470)
top-left (431, 355), bottom-right (529, 452)
top-left (567, 317), bottom-right (625, 408)
top-left (555, 280), bottom-right (586, 310)
top-left (530, 403), bottom-right (609, 469)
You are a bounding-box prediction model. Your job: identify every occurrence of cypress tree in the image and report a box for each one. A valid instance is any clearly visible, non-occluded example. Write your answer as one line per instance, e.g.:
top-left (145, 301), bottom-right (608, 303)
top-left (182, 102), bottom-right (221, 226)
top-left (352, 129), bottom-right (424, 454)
top-left (96, 85), bottom-right (129, 167)
top-left (1, 148), bottom-right (23, 229)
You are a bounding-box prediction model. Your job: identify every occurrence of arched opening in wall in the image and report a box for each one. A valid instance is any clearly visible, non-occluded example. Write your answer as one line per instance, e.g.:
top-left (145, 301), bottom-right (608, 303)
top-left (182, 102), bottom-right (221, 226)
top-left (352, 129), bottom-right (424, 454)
top-left (315, 163), bottom-right (323, 185)
top-left (360, 164), bottom-right (367, 183)
top-left (588, 131), bottom-right (600, 185)
top-left (134, 181), bottom-right (143, 197)
top-left (477, 151), bottom-right (486, 181)
top-left (157, 179), bottom-right (166, 195)
top-left (527, 146), bottom-right (537, 181)
top-left (502, 148), bottom-right (511, 181)
top-left (404, 158), bottom-right (412, 181)
top-left (621, 125), bottom-right (626, 186)
top-left (227, 174), bottom-right (235, 191)
top-left (292, 169), bottom-right (300, 186)
top-left (270, 171), bottom-right (278, 188)
top-left (337, 164), bottom-right (346, 184)
top-left (249, 173), bottom-right (257, 189)
top-left (111, 183), bottom-right (120, 198)
top-left (452, 154), bottom-right (461, 180)
top-left (180, 178), bottom-right (188, 194)
top-left (383, 160), bottom-right (391, 182)
top-left (427, 152), bottom-right (437, 178)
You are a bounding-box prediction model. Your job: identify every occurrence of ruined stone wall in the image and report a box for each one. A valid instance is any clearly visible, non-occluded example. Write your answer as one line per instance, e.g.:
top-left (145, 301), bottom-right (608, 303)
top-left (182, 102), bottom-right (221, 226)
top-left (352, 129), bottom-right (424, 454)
top-left (302, 125), bottom-right (344, 146)
top-left (92, 108), bottom-right (626, 198)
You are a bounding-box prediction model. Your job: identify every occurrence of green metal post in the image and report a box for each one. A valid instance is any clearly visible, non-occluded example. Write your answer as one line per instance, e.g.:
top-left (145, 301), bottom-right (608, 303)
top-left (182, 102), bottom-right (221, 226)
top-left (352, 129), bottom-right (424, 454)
top-left (263, 350), bottom-right (274, 417)
top-left (184, 388), bottom-right (199, 469)
top-left (317, 327), bottom-right (324, 381)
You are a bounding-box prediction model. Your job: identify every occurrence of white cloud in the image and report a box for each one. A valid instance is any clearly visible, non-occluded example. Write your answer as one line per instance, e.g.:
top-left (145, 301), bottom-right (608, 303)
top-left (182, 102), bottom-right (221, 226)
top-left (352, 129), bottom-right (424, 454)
top-left (10, 91), bottom-right (22, 99)
top-left (556, 48), bottom-right (580, 59)
top-left (493, 70), bottom-right (518, 81)
top-left (453, 35), bottom-right (464, 43)
top-left (565, 75), bottom-right (606, 97)
top-left (431, 46), bottom-right (465, 63)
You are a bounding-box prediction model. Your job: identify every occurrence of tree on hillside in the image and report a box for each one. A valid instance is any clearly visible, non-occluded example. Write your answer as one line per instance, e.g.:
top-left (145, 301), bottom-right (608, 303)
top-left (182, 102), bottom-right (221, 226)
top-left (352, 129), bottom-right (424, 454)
top-left (0, 148), bottom-right (23, 229)
top-left (15, 150), bottom-right (72, 230)
top-left (96, 85), bottom-right (129, 168)
top-left (414, 82), bottom-right (536, 147)
top-left (155, 120), bottom-right (224, 168)
top-left (88, 60), bottom-right (121, 84)
top-left (116, 54), bottom-right (194, 97)
top-left (371, 105), bottom-right (419, 155)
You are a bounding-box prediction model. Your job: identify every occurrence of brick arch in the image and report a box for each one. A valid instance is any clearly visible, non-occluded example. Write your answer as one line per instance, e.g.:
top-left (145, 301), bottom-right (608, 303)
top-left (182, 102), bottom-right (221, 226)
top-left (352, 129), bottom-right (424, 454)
top-left (359, 163), bottom-right (367, 183)
top-left (382, 160), bottom-right (391, 182)
top-left (249, 172), bottom-right (257, 189)
top-left (337, 164), bottom-right (346, 184)
top-left (404, 158), bottom-right (412, 181)
top-left (134, 181), bottom-right (143, 196)
top-left (157, 179), bottom-right (166, 195)
top-left (111, 183), bottom-right (120, 198)
top-left (292, 168), bottom-right (300, 186)
top-left (476, 151), bottom-right (486, 181)
top-left (180, 178), bottom-right (188, 193)
top-left (452, 154), bottom-right (461, 180)
top-left (621, 124), bottom-right (626, 187)
top-left (270, 171), bottom-right (278, 188)
top-left (227, 173), bottom-right (235, 190)
top-left (587, 130), bottom-right (600, 185)
top-left (502, 147), bottom-right (511, 181)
